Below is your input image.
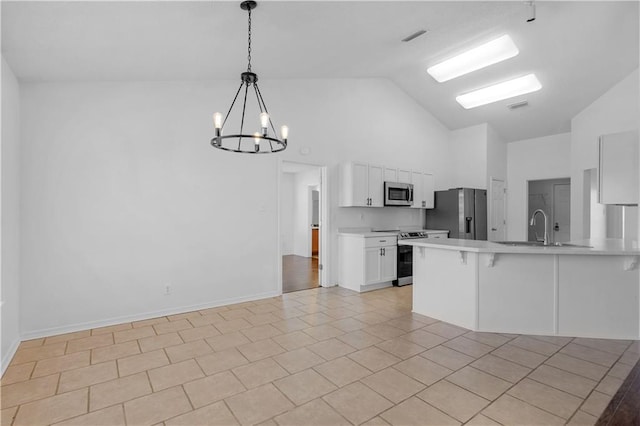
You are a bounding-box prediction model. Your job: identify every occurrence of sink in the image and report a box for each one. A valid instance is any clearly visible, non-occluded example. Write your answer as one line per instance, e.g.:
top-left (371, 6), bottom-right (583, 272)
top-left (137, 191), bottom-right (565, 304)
top-left (495, 241), bottom-right (545, 247)
top-left (548, 242), bottom-right (593, 248)
top-left (495, 241), bottom-right (593, 248)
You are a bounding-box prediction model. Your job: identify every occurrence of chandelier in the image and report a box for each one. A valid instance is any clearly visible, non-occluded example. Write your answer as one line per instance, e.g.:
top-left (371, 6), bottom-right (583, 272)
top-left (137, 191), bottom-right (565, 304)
top-left (211, 1), bottom-right (288, 154)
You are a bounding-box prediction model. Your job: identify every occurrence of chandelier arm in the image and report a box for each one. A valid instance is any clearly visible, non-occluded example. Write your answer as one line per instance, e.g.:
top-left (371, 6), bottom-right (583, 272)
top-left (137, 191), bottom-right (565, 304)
top-left (223, 81), bottom-right (246, 129)
top-left (254, 83), bottom-right (278, 138)
top-left (238, 83), bottom-right (250, 150)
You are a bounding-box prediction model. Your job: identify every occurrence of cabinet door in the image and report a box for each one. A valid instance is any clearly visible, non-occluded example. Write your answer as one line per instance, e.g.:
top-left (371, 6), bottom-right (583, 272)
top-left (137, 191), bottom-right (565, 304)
top-left (380, 246), bottom-right (397, 282)
top-left (411, 171), bottom-right (424, 209)
top-left (352, 162), bottom-right (370, 207)
top-left (599, 131), bottom-right (639, 205)
top-left (398, 169), bottom-right (412, 184)
top-left (368, 164), bottom-right (384, 207)
top-left (364, 247), bottom-right (381, 285)
top-left (423, 173), bottom-right (435, 208)
top-left (384, 167), bottom-right (398, 182)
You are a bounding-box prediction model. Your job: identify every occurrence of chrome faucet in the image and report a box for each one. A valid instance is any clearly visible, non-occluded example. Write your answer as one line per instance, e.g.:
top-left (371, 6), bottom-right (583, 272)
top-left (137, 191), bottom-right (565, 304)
top-left (530, 209), bottom-right (550, 245)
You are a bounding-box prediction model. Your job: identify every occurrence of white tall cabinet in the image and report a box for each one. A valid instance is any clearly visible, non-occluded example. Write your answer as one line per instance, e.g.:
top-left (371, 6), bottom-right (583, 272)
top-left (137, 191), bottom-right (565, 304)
top-left (339, 233), bottom-right (397, 292)
top-left (339, 161), bottom-right (384, 207)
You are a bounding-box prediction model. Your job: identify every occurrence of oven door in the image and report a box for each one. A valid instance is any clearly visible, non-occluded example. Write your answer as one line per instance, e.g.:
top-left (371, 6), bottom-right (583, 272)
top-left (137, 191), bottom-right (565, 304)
top-left (395, 244), bottom-right (413, 286)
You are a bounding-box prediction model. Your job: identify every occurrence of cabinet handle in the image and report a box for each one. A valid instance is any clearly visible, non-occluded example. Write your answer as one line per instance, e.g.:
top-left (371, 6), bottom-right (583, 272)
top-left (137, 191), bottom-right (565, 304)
top-left (379, 248), bottom-right (383, 256)
top-left (382, 247), bottom-right (386, 256)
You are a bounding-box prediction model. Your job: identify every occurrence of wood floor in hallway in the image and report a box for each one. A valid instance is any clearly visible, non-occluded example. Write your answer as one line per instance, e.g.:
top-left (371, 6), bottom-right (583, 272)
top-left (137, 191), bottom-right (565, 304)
top-left (282, 255), bottom-right (319, 293)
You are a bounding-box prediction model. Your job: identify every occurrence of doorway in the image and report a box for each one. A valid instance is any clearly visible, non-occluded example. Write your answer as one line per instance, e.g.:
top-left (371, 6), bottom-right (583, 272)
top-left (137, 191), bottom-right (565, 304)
top-left (279, 161), bottom-right (326, 293)
top-left (527, 178), bottom-right (571, 243)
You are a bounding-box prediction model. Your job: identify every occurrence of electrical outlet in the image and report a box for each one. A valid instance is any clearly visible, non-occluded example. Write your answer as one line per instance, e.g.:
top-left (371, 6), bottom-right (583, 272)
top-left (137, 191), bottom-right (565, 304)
top-left (164, 284), bottom-right (172, 296)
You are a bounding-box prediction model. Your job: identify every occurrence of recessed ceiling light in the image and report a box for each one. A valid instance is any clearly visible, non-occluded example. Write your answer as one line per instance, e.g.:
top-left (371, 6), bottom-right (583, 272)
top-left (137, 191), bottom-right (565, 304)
top-left (456, 74), bottom-right (542, 109)
top-left (427, 34), bottom-right (519, 83)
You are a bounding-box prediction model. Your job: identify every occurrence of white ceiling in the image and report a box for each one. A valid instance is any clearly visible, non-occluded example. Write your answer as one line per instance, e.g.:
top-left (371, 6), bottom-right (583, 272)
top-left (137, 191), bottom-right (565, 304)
top-left (2, 1), bottom-right (638, 142)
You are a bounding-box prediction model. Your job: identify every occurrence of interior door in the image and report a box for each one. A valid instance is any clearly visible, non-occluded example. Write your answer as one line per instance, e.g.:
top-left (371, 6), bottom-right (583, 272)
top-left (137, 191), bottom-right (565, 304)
top-left (489, 178), bottom-right (506, 241)
top-left (553, 183), bottom-right (571, 243)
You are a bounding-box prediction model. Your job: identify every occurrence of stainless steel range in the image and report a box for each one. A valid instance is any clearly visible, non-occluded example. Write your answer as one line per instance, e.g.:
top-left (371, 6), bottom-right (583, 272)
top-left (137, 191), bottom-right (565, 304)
top-left (396, 231), bottom-right (430, 286)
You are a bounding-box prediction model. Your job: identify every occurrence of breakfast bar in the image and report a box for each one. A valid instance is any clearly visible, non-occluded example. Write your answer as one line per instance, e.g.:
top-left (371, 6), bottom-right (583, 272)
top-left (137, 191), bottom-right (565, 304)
top-left (400, 238), bottom-right (640, 340)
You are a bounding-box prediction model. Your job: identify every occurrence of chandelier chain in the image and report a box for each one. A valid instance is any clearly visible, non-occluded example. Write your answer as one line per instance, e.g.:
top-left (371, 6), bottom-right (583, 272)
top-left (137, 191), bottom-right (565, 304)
top-left (247, 7), bottom-right (252, 72)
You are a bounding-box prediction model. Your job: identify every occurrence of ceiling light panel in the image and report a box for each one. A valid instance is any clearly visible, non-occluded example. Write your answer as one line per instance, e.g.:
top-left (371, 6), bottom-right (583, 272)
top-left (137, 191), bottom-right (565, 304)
top-left (427, 34), bottom-right (519, 83)
top-left (456, 74), bottom-right (542, 109)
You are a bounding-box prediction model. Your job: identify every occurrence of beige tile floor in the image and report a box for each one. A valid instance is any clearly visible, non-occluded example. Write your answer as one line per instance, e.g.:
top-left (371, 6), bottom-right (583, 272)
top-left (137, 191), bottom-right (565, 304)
top-left (1, 285), bottom-right (639, 426)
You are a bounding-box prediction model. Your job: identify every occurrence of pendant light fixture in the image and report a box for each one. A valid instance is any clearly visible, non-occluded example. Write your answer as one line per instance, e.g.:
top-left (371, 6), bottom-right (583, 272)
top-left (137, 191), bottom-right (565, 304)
top-left (211, 1), bottom-right (288, 154)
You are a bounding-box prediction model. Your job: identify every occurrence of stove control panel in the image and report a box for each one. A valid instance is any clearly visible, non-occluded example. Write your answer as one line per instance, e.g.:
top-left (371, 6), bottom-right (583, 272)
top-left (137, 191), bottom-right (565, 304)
top-left (399, 231), bottom-right (428, 239)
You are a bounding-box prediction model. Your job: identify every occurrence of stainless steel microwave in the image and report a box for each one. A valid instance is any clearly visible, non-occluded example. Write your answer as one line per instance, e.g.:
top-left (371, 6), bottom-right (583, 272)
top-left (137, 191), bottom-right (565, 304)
top-left (384, 182), bottom-right (413, 206)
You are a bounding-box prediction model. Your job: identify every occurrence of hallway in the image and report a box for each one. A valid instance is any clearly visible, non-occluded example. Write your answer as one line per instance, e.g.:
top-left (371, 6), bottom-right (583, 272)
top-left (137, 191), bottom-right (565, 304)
top-left (282, 255), bottom-right (319, 293)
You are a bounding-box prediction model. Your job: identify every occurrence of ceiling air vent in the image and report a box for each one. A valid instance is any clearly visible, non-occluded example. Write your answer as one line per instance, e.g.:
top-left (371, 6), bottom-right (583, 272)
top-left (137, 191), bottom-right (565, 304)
top-left (507, 100), bottom-right (529, 110)
top-left (402, 30), bottom-right (427, 42)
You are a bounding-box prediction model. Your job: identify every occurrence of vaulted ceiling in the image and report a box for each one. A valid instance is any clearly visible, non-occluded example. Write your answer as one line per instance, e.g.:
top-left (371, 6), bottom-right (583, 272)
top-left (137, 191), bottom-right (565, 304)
top-left (2, 1), bottom-right (638, 142)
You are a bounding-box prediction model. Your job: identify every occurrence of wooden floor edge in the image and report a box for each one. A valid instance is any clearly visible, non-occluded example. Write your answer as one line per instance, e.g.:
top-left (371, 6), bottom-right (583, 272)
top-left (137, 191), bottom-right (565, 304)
top-left (595, 356), bottom-right (640, 425)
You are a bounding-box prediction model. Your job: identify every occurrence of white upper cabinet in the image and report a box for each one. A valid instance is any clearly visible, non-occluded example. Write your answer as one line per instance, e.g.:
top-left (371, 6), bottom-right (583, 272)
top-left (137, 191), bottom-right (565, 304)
top-left (398, 169), bottom-right (412, 184)
top-left (411, 171), bottom-right (435, 209)
top-left (340, 161), bottom-right (384, 207)
top-left (383, 167), bottom-right (411, 184)
top-left (384, 167), bottom-right (398, 182)
top-left (599, 131), bottom-right (639, 205)
top-left (340, 161), bottom-right (434, 208)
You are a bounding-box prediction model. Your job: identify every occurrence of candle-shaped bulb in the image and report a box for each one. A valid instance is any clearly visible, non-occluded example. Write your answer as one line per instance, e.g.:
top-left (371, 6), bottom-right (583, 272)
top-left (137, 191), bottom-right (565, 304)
top-left (259, 112), bottom-right (269, 136)
top-left (280, 125), bottom-right (289, 141)
top-left (213, 112), bottom-right (223, 129)
top-left (259, 112), bottom-right (270, 128)
top-left (254, 132), bottom-right (261, 152)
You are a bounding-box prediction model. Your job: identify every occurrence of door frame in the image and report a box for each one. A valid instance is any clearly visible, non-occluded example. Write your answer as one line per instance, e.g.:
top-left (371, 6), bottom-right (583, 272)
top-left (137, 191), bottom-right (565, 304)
top-left (277, 160), bottom-right (329, 292)
top-left (552, 182), bottom-right (571, 243)
top-left (489, 177), bottom-right (507, 241)
top-left (525, 176), bottom-right (571, 242)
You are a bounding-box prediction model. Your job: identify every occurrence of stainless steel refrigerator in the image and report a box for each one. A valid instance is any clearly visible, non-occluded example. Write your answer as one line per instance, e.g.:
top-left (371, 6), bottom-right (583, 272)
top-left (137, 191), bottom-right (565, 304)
top-left (425, 188), bottom-right (487, 240)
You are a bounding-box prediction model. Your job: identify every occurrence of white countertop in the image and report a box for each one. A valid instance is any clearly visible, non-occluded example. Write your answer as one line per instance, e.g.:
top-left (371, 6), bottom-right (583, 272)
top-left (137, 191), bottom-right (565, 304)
top-left (400, 238), bottom-right (640, 255)
top-left (338, 229), bottom-right (449, 238)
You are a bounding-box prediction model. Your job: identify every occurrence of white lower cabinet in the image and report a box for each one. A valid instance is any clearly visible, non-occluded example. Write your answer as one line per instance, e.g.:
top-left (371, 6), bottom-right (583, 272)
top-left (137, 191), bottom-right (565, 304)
top-left (379, 245), bottom-right (398, 282)
top-left (339, 234), bottom-right (397, 292)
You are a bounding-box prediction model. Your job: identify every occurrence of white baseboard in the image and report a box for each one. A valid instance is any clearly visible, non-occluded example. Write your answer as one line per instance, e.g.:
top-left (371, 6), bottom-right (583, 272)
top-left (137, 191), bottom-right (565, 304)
top-left (20, 290), bottom-right (281, 341)
top-left (1, 338), bottom-right (20, 376)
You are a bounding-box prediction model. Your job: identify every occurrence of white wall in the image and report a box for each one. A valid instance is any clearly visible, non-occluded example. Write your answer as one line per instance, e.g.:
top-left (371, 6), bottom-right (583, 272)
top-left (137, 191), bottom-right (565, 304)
top-left (1, 57), bottom-right (22, 371)
top-left (292, 168), bottom-right (320, 257)
top-left (506, 133), bottom-right (572, 241)
top-left (280, 173), bottom-right (294, 255)
top-left (571, 69), bottom-right (639, 240)
top-left (19, 78), bottom-right (453, 337)
top-left (450, 123), bottom-right (487, 189)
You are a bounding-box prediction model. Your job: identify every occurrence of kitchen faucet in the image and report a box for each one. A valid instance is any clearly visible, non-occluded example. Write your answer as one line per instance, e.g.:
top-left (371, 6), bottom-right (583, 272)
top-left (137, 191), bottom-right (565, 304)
top-left (530, 209), bottom-right (550, 246)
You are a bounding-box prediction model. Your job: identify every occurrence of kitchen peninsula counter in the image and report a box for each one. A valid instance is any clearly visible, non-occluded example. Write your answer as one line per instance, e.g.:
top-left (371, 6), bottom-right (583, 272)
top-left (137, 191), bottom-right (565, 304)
top-left (400, 238), bottom-right (640, 339)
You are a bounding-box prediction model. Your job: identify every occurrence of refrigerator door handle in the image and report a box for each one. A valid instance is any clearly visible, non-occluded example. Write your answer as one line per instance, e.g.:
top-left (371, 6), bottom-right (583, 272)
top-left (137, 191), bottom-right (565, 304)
top-left (465, 217), bottom-right (472, 234)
